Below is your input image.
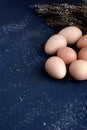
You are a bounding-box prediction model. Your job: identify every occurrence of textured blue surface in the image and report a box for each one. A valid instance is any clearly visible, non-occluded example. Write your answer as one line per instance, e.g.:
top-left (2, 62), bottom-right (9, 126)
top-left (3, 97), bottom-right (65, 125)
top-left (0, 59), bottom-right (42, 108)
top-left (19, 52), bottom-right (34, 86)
top-left (0, 0), bottom-right (87, 130)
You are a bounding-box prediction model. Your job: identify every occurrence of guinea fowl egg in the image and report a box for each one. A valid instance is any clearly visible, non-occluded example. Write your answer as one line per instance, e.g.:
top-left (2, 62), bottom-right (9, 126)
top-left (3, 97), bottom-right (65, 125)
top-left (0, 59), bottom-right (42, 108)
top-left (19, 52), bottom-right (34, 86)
top-left (58, 26), bottom-right (82, 45)
top-left (57, 47), bottom-right (77, 65)
top-left (77, 34), bottom-right (87, 48)
top-left (44, 34), bottom-right (67, 55)
top-left (69, 60), bottom-right (87, 80)
top-left (45, 56), bottom-right (67, 79)
top-left (78, 47), bottom-right (87, 61)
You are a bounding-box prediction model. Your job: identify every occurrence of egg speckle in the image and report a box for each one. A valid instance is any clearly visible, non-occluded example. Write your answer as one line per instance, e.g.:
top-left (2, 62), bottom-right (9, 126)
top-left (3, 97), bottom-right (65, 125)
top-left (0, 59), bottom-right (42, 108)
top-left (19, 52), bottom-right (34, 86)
top-left (58, 26), bottom-right (82, 45)
top-left (57, 47), bottom-right (77, 65)
top-left (44, 34), bottom-right (67, 55)
top-left (77, 34), bottom-right (87, 48)
top-left (45, 56), bottom-right (67, 79)
top-left (69, 60), bottom-right (87, 80)
top-left (78, 47), bottom-right (87, 61)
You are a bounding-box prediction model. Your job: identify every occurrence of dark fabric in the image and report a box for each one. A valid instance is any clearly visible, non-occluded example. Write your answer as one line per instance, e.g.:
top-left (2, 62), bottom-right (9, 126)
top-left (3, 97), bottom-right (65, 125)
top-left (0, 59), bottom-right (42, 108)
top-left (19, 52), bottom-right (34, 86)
top-left (0, 0), bottom-right (87, 130)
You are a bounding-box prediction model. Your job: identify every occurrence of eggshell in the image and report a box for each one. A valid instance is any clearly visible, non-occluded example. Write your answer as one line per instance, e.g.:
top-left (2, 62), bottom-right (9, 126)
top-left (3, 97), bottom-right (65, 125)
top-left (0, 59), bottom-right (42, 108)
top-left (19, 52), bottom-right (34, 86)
top-left (69, 60), bottom-right (87, 80)
top-left (45, 56), bottom-right (66, 79)
top-left (77, 34), bottom-right (87, 48)
top-left (58, 26), bottom-right (82, 45)
top-left (57, 47), bottom-right (77, 65)
top-left (44, 34), bottom-right (67, 55)
top-left (78, 47), bottom-right (87, 61)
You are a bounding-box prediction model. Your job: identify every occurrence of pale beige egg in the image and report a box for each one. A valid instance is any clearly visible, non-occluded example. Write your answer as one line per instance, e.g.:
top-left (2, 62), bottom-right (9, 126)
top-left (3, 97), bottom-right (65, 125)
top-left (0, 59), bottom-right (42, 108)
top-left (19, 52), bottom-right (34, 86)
top-left (77, 34), bottom-right (87, 48)
top-left (57, 47), bottom-right (77, 65)
top-left (58, 26), bottom-right (82, 45)
top-left (69, 60), bottom-right (87, 80)
top-left (78, 47), bottom-right (87, 61)
top-left (45, 56), bottom-right (67, 79)
top-left (44, 34), bottom-right (67, 55)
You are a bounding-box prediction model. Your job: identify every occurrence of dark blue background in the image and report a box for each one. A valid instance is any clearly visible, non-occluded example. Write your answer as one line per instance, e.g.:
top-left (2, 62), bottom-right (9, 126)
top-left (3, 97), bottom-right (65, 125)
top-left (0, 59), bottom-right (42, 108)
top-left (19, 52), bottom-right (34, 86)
top-left (0, 0), bottom-right (87, 130)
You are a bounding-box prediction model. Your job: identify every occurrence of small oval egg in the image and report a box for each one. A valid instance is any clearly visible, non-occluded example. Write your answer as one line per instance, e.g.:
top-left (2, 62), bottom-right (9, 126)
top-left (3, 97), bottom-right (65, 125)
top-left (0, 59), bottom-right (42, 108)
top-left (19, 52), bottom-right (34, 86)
top-left (45, 56), bottom-right (66, 79)
top-left (58, 26), bottom-right (82, 45)
top-left (44, 34), bottom-right (67, 55)
top-left (57, 47), bottom-right (77, 65)
top-left (78, 47), bottom-right (87, 61)
top-left (77, 34), bottom-right (87, 48)
top-left (69, 60), bottom-right (87, 80)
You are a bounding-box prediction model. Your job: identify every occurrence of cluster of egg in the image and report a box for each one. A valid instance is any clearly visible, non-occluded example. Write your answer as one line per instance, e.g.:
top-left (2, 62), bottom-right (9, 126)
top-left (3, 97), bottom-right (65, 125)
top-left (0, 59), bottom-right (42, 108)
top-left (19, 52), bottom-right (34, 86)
top-left (44, 26), bottom-right (87, 81)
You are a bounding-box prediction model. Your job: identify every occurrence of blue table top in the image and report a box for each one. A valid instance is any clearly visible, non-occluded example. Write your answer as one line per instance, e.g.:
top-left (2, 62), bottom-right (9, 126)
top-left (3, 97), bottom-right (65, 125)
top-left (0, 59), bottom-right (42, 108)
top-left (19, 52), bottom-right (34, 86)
top-left (0, 0), bottom-right (87, 130)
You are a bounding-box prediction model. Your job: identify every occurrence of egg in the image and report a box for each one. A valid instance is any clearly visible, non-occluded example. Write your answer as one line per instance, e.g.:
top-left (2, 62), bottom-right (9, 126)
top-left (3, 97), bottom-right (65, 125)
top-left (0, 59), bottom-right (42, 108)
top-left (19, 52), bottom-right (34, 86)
top-left (77, 34), bottom-right (87, 48)
top-left (58, 26), bottom-right (82, 45)
top-left (57, 47), bottom-right (77, 65)
top-left (69, 60), bottom-right (87, 80)
top-left (78, 47), bottom-right (87, 61)
top-left (44, 34), bottom-right (67, 55)
top-left (45, 56), bottom-right (66, 79)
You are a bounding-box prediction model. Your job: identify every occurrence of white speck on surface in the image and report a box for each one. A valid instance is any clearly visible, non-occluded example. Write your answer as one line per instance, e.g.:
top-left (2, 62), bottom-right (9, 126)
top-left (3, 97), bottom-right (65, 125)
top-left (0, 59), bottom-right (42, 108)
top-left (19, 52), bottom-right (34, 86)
top-left (19, 96), bottom-right (23, 102)
top-left (43, 122), bottom-right (47, 126)
top-left (5, 49), bottom-right (9, 52)
top-left (3, 88), bottom-right (7, 92)
top-left (16, 68), bottom-right (21, 72)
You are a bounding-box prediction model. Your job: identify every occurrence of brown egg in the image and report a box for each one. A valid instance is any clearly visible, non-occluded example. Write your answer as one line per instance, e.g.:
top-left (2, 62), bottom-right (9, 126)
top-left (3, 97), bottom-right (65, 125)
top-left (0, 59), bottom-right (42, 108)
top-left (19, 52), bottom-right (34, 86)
top-left (69, 60), bottom-right (87, 80)
top-left (58, 26), bottom-right (82, 45)
top-left (45, 56), bottom-right (66, 79)
top-left (77, 34), bottom-right (87, 48)
top-left (57, 47), bottom-right (77, 65)
top-left (44, 34), bottom-right (67, 55)
top-left (78, 47), bottom-right (87, 61)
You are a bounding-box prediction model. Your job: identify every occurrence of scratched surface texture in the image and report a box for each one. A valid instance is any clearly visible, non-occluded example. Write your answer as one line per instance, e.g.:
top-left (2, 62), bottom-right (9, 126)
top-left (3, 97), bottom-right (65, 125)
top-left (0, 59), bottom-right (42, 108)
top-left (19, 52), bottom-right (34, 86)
top-left (0, 0), bottom-right (87, 130)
